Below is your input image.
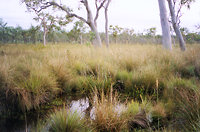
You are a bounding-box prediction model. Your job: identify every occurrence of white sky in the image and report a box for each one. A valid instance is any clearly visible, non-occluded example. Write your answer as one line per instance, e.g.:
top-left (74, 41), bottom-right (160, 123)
top-left (0, 0), bottom-right (200, 34)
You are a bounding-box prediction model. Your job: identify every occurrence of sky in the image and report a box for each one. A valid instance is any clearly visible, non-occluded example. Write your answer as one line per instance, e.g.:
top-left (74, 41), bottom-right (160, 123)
top-left (0, 0), bottom-right (200, 34)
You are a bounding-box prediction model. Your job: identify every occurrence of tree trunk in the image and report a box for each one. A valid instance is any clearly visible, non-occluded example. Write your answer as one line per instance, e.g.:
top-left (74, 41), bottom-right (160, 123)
top-left (43, 26), bottom-right (46, 46)
top-left (158, 0), bottom-right (172, 50)
top-left (105, 0), bottom-right (111, 48)
top-left (85, 0), bottom-right (102, 47)
top-left (80, 34), bottom-right (83, 45)
top-left (46, 1), bottom-right (102, 47)
top-left (88, 22), bottom-right (102, 47)
top-left (167, 0), bottom-right (186, 51)
top-left (43, 31), bottom-right (46, 46)
top-left (105, 8), bottom-right (109, 47)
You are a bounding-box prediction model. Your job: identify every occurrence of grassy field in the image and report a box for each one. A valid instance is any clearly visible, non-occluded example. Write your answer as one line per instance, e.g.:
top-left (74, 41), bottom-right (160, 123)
top-left (0, 43), bottom-right (200, 131)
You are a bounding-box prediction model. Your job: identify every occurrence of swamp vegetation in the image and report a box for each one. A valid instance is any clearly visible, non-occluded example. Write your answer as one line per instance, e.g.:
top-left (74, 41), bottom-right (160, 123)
top-left (0, 44), bottom-right (200, 131)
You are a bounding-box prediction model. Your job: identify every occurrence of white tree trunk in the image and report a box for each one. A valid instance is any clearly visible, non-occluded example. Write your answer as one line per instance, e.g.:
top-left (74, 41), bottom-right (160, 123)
top-left (105, 0), bottom-right (111, 48)
top-left (167, 0), bottom-right (186, 51)
top-left (89, 22), bottom-right (102, 47)
top-left (80, 34), bottom-right (83, 45)
top-left (84, 0), bottom-right (102, 47)
top-left (158, 0), bottom-right (172, 50)
top-left (43, 30), bottom-right (46, 46)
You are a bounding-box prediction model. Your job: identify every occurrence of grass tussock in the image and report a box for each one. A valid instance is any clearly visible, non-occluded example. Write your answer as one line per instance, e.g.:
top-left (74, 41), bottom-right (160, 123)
top-left (167, 78), bottom-right (200, 131)
top-left (92, 88), bottom-right (127, 132)
top-left (47, 109), bottom-right (87, 132)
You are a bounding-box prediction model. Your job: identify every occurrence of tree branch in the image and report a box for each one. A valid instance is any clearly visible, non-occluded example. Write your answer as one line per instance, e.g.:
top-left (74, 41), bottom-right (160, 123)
top-left (48, 2), bottom-right (88, 24)
top-left (94, 0), bottom-right (107, 26)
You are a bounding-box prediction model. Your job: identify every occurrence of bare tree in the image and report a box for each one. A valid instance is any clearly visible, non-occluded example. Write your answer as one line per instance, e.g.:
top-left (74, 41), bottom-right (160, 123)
top-left (158, 0), bottom-right (172, 50)
top-left (22, 0), bottom-right (109, 47)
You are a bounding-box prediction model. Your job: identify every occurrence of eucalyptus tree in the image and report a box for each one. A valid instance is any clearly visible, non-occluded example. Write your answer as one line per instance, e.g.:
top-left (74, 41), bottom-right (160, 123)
top-left (146, 27), bottom-right (157, 37)
top-left (23, 3), bottom-right (70, 46)
top-left (104, 0), bottom-right (111, 47)
top-left (34, 12), bottom-right (68, 46)
top-left (22, 0), bottom-right (110, 47)
top-left (167, 0), bottom-right (194, 51)
top-left (158, 0), bottom-right (172, 50)
top-left (109, 25), bottom-right (123, 43)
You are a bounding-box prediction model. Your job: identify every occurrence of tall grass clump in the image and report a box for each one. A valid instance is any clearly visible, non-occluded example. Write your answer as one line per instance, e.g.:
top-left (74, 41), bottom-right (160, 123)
top-left (46, 108), bottom-right (88, 132)
top-left (167, 78), bottom-right (200, 131)
top-left (0, 55), bottom-right (60, 113)
top-left (92, 88), bottom-right (127, 132)
top-left (49, 64), bottom-right (83, 94)
top-left (125, 98), bottom-right (153, 131)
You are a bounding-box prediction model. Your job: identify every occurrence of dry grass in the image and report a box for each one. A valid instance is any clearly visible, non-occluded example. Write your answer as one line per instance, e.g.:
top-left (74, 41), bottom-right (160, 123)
top-left (92, 87), bottom-right (127, 132)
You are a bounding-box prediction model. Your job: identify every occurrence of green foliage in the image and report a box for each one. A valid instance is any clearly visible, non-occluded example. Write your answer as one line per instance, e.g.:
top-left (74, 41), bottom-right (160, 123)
top-left (126, 100), bottom-right (140, 117)
top-left (146, 27), bottom-right (157, 37)
top-left (125, 99), bottom-right (153, 131)
top-left (67, 21), bottom-right (87, 43)
top-left (109, 25), bottom-right (123, 43)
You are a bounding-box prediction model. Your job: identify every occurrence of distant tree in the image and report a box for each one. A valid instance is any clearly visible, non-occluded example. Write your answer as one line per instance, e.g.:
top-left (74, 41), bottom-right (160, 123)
top-left (22, 0), bottom-right (110, 47)
top-left (14, 26), bottom-right (24, 43)
top-left (25, 4), bottom-right (70, 46)
top-left (34, 13), bottom-right (53, 45)
top-left (180, 27), bottom-right (189, 36)
top-left (68, 21), bottom-right (87, 44)
top-left (146, 27), bottom-right (157, 37)
top-left (158, 0), bottom-right (172, 50)
top-left (0, 18), bottom-right (7, 43)
top-left (120, 28), bottom-right (135, 43)
top-left (28, 25), bottom-right (40, 44)
top-left (109, 25), bottom-right (123, 43)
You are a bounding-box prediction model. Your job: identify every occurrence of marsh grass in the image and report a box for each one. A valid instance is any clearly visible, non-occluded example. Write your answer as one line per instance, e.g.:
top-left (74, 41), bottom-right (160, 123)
top-left (167, 78), bottom-right (200, 131)
top-left (0, 44), bottom-right (200, 131)
top-left (44, 108), bottom-right (88, 132)
top-left (92, 87), bottom-right (127, 132)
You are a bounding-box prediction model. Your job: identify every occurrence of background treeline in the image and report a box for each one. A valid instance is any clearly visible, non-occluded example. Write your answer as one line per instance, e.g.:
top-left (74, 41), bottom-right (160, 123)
top-left (1, 18), bottom-right (200, 44)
